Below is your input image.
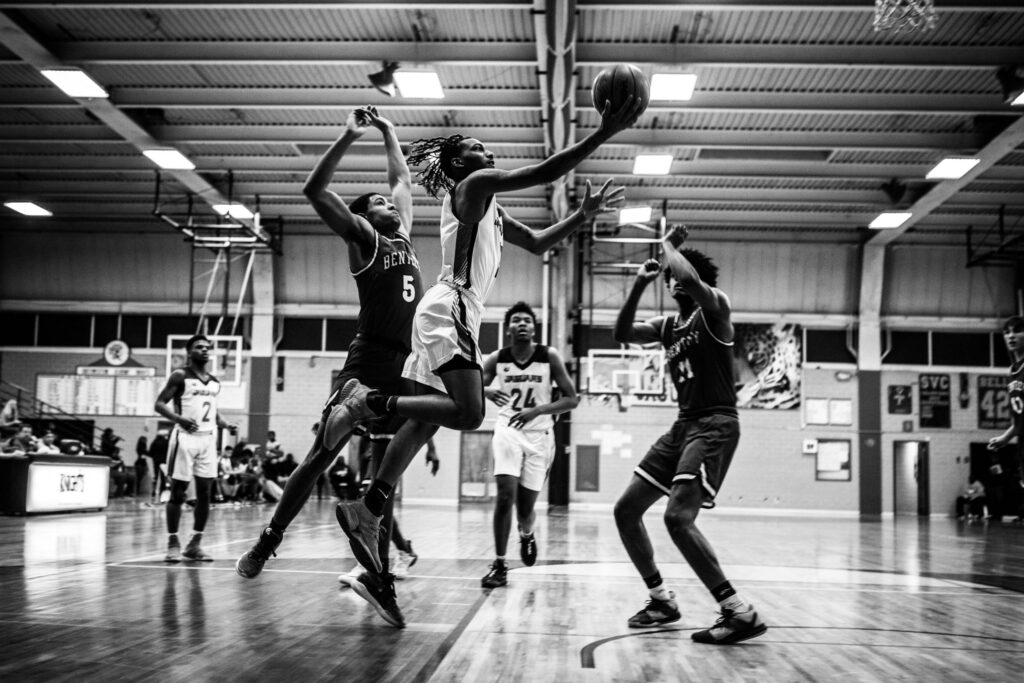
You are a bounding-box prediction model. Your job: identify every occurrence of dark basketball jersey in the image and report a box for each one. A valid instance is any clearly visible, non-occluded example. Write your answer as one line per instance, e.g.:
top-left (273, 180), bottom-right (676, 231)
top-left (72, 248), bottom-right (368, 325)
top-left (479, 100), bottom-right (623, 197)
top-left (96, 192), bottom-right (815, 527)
top-left (494, 345), bottom-right (553, 431)
top-left (1008, 359), bottom-right (1024, 436)
top-left (660, 309), bottom-right (737, 418)
top-left (353, 231), bottom-right (422, 351)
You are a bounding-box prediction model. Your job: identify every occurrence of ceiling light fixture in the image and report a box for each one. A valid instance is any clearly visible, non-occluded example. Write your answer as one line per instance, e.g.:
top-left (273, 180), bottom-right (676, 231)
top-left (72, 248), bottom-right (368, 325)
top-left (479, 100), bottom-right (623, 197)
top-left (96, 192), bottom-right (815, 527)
top-left (367, 60), bottom-right (400, 97)
top-left (925, 157), bottom-right (980, 180)
top-left (650, 74), bottom-right (697, 101)
top-left (632, 154), bottom-right (674, 175)
top-left (40, 68), bottom-right (108, 98)
top-left (869, 212), bottom-right (912, 229)
top-left (212, 204), bottom-right (255, 220)
top-left (619, 206), bottom-right (653, 224)
top-left (143, 149), bottom-right (196, 171)
top-left (996, 66), bottom-right (1024, 106)
top-left (5, 201), bottom-right (52, 216)
top-left (393, 70), bottom-right (445, 99)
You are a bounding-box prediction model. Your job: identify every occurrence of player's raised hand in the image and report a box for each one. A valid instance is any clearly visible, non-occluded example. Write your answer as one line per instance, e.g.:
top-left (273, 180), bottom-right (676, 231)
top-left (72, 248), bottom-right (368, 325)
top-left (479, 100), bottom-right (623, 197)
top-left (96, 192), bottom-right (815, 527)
top-left (345, 108), bottom-right (371, 137)
top-left (637, 258), bottom-right (662, 283)
top-left (580, 178), bottom-right (625, 219)
top-left (598, 95), bottom-right (645, 133)
top-left (359, 105), bottom-right (394, 133)
top-left (663, 224), bottom-right (689, 249)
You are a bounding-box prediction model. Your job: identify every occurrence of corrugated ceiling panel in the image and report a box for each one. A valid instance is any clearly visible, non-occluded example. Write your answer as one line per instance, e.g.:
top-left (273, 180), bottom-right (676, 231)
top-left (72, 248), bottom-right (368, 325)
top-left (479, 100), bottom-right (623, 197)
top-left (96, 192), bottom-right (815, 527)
top-left (830, 150), bottom-right (938, 164)
top-left (19, 8), bottom-right (534, 42)
top-left (0, 109), bottom-right (98, 125)
top-left (0, 66), bottom-right (51, 87)
top-left (183, 143), bottom-right (299, 157)
top-left (576, 109), bottom-right (971, 132)
top-left (580, 8), bottom-right (1024, 46)
top-left (156, 108), bottom-right (540, 128)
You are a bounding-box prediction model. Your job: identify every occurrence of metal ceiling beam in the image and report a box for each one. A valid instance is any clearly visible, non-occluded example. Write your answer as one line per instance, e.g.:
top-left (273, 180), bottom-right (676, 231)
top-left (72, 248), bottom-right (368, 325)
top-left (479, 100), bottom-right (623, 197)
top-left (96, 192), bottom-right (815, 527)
top-left (869, 115), bottom-right (1024, 246)
top-left (44, 41), bottom-right (1020, 69)
top-left (16, 179), bottom-right (1024, 209)
top-left (5, 88), bottom-right (1016, 118)
top-left (0, 1), bottom-right (1019, 9)
top-left (0, 10), bottom-right (261, 231)
top-left (3, 153), bottom-right (1023, 181)
top-left (2, 124), bottom-right (986, 150)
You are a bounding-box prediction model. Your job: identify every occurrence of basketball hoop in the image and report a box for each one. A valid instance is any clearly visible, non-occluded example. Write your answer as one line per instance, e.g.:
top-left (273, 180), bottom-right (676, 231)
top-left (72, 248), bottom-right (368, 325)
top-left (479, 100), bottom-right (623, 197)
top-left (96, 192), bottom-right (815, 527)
top-left (874, 0), bottom-right (936, 33)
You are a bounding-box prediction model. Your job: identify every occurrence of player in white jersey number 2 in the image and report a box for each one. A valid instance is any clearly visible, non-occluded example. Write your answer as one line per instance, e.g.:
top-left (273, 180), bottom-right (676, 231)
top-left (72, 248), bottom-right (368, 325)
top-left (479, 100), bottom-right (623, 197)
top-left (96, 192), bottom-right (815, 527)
top-left (154, 334), bottom-right (237, 563)
top-left (480, 302), bottom-right (578, 589)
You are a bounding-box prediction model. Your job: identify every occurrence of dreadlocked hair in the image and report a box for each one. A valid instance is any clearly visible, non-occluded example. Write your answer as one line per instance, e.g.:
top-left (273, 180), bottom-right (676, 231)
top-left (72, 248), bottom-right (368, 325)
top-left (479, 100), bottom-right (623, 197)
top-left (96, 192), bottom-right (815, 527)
top-left (406, 134), bottom-right (466, 199)
top-left (663, 247), bottom-right (719, 287)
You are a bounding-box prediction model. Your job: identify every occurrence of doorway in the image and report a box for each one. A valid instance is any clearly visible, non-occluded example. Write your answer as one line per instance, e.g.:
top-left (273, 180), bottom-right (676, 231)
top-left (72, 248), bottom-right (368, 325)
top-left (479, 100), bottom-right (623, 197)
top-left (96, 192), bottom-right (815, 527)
top-left (459, 431), bottom-right (494, 502)
top-left (893, 441), bottom-right (929, 516)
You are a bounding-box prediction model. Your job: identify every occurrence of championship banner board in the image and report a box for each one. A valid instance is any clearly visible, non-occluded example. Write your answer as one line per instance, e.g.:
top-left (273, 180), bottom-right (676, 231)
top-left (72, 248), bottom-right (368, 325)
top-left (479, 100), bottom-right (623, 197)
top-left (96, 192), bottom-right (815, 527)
top-left (977, 375), bottom-right (1009, 430)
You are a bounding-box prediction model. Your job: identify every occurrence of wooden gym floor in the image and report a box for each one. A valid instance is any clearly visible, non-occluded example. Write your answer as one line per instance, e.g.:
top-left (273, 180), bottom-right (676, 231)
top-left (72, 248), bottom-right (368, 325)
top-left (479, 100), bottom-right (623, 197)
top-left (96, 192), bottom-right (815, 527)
top-left (1, 497), bottom-right (1023, 682)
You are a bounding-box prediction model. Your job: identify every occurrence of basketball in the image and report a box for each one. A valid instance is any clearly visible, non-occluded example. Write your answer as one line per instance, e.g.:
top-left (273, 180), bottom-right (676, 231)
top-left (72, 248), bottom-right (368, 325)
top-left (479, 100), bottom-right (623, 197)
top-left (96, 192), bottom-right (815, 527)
top-left (591, 63), bottom-right (650, 117)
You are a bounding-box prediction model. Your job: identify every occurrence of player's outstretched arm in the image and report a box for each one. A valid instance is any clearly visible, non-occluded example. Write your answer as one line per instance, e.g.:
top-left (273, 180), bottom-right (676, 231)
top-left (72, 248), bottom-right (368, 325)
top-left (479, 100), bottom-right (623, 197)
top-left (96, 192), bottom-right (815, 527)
top-left (500, 178), bottom-right (625, 254)
top-left (302, 108), bottom-right (378, 245)
top-left (460, 97), bottom-right (643, 200)
top-left (363, 106), bottom-right (413, 236)
top-left (614, 259), bottom-right (663, 345)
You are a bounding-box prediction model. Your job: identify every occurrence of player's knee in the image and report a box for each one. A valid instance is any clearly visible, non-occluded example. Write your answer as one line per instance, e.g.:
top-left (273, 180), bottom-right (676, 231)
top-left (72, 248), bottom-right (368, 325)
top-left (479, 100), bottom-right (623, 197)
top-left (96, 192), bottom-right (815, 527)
top-left (613, 496), bottom-right (639, 527)
top-left (663, 504), bottom-right (698, 532)
top-left (169, 486), bottom-right (188, 505)
top-left (451, 407), bottom-right (484, 430)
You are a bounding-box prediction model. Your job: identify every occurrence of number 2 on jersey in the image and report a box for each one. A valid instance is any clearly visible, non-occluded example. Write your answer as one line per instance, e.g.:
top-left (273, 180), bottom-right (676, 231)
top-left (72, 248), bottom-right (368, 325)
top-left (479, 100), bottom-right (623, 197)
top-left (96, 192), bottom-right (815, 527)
top-left (201, 401), bottom-right (211, 422)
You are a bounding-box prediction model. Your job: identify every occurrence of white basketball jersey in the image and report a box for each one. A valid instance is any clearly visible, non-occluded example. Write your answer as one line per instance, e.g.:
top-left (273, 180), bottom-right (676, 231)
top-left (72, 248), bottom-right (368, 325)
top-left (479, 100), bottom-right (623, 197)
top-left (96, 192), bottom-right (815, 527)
top-left (495, 345), bottom-right (553, 431)
top-left (174, 369), bottom-right (221, 435)
top-left (437, 193), bottom-right (503, 303)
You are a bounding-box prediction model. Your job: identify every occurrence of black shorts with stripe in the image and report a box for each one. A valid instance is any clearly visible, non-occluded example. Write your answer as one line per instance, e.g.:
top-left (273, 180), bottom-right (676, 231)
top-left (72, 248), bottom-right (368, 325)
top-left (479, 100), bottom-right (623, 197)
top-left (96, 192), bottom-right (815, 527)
top-left (324, 337), bottom-right (409, 437)
top-left (635, 413), bottom-right (740, 508)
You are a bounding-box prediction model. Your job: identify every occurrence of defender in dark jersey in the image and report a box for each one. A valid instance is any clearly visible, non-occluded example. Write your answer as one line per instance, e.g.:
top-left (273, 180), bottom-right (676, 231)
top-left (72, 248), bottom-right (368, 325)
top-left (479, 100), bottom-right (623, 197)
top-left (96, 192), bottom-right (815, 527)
top-left (987, 315), bottom-right (1024, 522)
top-left (235, 106), bottom-right (421, 628)
top-left (612, 225), bottom-right (767, 645)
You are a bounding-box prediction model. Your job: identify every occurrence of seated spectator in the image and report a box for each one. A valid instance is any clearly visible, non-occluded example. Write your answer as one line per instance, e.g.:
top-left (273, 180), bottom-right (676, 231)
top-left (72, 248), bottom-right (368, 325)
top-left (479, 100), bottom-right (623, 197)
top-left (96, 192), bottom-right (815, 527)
top-left (328, 454), bottom-right (359, 500)
top-left (148, 429), bottom-right (170, 502)
top-left (134, 451), bottom-right (150, 499)
top-left (109, 449), bottom-right (136, 498)
top-left (956, 478), bottom-right (986, 520)
top-left (34, 431), bottom-right (61, 454)
top-left (2, 424), bottom-right (37, 454)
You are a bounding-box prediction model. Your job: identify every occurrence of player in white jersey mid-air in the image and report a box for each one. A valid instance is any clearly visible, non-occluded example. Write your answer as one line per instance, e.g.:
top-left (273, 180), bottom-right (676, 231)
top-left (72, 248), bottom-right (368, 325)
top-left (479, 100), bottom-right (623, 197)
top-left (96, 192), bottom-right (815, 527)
top-left (328, 93), bottom-right (644, 582)
top-left (154, 334), bottom-right (236, 562)
top-left (480, 302), bottom-right (578, 588)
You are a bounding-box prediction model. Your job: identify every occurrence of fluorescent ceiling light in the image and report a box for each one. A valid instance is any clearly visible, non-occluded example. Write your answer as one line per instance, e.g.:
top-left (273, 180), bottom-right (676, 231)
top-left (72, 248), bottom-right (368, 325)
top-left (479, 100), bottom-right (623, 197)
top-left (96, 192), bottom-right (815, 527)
top-left (143, 149), bottom-right (196, 170)
top-left (5, 201), bottom-right (51, 216)
top-left (632, 154), bottom-right (673, 175)
top-left (40, 68), bottom-right (108, 98)
top-left (926, 157), bottom-right (980, 180)
top-left (1013, 91), bottom-right (1024, 106)
top-left (393, 71), bottom-right (444, 99)
top-left (619, 206), bottom-right (652, 224)
top-left (869, 212), bottom-right (912, 229)
top-left (212, 204), bottom-right (254, 220)
top-left (650, 74), bottom-right (697, 101)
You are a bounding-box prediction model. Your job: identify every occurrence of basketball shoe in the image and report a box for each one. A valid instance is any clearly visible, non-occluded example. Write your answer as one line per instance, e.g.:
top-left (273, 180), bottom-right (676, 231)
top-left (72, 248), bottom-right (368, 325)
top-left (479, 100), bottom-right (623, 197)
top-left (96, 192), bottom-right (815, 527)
top-left (163, 535), bottom-right (181, 563)
top-left (347, 571), bottom-right (406, 628)
top-left (335, 501), bottom-right (383, 573)
top-left (691, 606), bottom-right (767, 644)
top-left (519, 531), bottom-right (537, 567)
top-left (338, 564), bottom-right (362, 586)
top-left (235, 527), bottom-right (282, 578)
top-left (323, 379), bottom-right (375, 450)
top-left (627, 592), bottom-right (680, 627)
top-left (181, 534), bottom-right (213, 562)
top-left (481, 560), bottom-right (508, 588)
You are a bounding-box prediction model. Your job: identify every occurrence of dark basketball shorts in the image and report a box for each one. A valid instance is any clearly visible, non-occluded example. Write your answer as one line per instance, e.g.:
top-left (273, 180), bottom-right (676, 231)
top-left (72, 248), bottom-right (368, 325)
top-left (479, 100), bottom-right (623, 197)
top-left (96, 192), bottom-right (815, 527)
top-left (323, 339), bottom-right (408, 438)
top-left (635, 413), bottom-right (740, 509)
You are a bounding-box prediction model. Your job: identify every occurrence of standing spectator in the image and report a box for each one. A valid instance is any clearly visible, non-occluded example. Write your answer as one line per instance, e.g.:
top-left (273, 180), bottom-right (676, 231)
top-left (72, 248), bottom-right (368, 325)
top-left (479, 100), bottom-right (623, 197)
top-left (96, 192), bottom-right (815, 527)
top-left (0, 399), bottom-right (19, 437)
top-left (99, 427), bottom-right (123, 456)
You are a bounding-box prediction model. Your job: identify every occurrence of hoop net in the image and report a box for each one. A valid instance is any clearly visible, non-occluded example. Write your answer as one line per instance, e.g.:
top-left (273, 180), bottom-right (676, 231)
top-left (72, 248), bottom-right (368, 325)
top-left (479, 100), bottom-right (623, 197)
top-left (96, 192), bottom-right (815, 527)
top-left (874, 0), bottom-right (936, 33)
